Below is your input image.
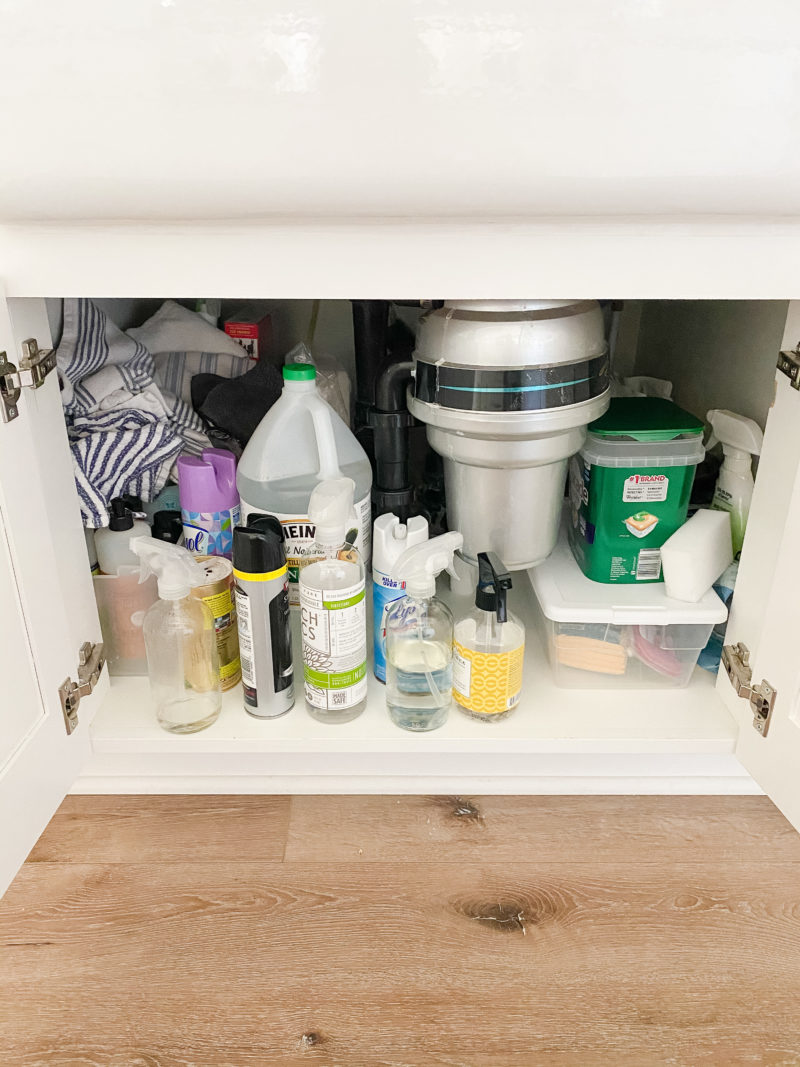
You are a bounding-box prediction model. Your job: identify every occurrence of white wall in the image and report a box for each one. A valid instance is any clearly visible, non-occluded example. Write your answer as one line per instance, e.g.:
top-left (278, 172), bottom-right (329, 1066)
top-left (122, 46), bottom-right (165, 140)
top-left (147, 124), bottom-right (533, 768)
top-left (632, 301), bottom-right (788, 429)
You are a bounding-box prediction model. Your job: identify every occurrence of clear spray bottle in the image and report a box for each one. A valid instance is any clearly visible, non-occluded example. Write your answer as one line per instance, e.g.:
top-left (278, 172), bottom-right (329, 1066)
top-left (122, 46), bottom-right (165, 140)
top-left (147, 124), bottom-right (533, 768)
top-left (131, 536), bottom-right (221, 733)
top-left (384, 532), bottom-right (463, 732)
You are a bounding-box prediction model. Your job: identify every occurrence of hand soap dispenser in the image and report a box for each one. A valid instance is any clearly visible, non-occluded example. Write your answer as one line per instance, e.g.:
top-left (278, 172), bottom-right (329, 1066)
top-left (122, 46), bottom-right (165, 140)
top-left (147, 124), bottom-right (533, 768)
top-left (131, 536), bottom-right (221, 733)
top-left (453, 552), bottom-right (525, 721)
top-left (384, 531), bottom-right (463, 732)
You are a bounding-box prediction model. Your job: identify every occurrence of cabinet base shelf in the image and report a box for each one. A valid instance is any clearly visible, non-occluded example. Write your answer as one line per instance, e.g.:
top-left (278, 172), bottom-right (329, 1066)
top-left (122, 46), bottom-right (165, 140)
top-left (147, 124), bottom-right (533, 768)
top-left (81, 580), bottom-right (753, 794)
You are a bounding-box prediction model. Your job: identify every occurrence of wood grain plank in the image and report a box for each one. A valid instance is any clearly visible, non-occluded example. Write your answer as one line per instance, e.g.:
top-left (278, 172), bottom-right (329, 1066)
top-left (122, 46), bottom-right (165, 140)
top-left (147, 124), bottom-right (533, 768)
top-left (284, 794), bottom-right (800, 865)
top-left (2, 858), bottom-right (800, 1066)
top-left (27, 795), bottom-right (291, 863)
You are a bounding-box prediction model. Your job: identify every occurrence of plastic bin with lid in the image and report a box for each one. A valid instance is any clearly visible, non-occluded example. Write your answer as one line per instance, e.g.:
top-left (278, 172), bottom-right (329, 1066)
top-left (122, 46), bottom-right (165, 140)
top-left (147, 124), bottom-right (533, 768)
top-left (530, 521), bottom-right (728, 689)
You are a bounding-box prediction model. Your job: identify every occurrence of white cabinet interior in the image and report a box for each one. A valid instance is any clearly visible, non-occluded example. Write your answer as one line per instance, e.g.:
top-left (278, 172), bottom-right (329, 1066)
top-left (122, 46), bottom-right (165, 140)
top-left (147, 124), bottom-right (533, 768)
top-left (3, 294), bottom-right (793, 797)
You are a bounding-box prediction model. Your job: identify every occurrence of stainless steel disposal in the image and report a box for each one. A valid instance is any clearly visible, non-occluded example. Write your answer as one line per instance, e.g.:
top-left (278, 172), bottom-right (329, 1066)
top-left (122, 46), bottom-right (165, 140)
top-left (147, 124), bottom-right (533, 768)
top-left (408, 299), bottom-right (610, 570)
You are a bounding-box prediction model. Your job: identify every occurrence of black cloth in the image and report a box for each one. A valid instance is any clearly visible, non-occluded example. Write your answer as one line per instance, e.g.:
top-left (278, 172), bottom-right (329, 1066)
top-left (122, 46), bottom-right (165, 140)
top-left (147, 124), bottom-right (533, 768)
top-left (191, 359), bottom-right (283, 449)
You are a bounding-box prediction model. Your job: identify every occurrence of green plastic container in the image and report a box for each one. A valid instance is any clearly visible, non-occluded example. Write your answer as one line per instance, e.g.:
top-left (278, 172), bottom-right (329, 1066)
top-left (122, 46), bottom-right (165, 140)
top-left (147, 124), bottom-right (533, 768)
top-left (568, 398), bottom-right (705, 584)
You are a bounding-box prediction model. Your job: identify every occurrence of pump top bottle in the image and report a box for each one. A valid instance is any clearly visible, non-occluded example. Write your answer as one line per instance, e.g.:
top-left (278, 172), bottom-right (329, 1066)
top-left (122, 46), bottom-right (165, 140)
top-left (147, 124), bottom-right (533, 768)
top-left (384, 531), bottom-right (463, 733)
top-left (706, 409), bottom-right (763, 555)
top-left (95, 497), bottom-right (150, 574)
top-left (131, 536), bottom-right (221, 734)
top-left (299, 478), bottom-right (368, 724)
top-left (453, 552), bottom-right (525, 721)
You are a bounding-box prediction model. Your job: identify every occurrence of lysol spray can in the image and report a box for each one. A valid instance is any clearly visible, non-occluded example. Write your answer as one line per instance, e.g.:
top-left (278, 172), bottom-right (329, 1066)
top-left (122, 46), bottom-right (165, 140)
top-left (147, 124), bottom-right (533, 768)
top-left (233, 515), bottom-right (294, 717)
top-left (192, 556), bottom-right (241, 691)
top-left (372, 513), bottom-right (428, 681)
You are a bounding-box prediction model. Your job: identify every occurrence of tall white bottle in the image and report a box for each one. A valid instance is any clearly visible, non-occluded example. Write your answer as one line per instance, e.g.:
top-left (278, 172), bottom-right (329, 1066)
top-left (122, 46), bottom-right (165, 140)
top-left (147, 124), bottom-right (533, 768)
top-left (237, 363), bottom-right (372, 606)
top-left (299, 478), bottom-right (368, 724)
top-left (372, 513), bottom-right (429, 682)
top-left (707, 409), bottom-right (763, 556)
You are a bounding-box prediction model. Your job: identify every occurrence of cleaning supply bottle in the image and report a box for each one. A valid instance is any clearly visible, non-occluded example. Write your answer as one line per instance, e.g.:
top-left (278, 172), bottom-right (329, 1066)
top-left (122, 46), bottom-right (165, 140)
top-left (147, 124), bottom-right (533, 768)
top-left (95, 498), bottom-right (151, 574)
top-left (299, 478), bottom-right (368, 724)
top-left (372, 513), bottom-right (429, 682)
top-left (178, 448), bottom-right (240, 559)
top-left (233, 515), bottom-right (295, 718)
top-left (384, 531), bottom-right (463, 732)
top-left (131, 536), bottom-right (221, 733)
top-left (237, 363), bottom-right (373, 607)
top-left (707, 409), bottom-right (763, 556)
top-left (453, 552), bottom-right (525, 721)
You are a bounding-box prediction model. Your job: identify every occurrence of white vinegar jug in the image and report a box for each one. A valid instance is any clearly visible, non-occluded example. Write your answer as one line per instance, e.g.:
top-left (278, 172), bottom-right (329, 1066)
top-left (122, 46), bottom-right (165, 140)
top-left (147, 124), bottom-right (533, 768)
top-left (237, 363), bottom-right (372, 606)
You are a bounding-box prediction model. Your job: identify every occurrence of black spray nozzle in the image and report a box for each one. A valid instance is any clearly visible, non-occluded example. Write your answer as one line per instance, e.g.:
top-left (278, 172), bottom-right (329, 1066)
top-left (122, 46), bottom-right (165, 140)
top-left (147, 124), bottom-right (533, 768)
top-left (247, 513), bottom-right (284, 542)
top-left (233, 514), bottom-right (286, 575)
top-left (475, 551), bottom-right (512, 623)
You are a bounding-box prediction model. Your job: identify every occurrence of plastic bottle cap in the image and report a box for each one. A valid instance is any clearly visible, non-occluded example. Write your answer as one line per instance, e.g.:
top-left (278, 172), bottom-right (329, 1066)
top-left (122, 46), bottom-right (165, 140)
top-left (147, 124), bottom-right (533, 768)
top-left (283, 363), bottom-right (316, 382)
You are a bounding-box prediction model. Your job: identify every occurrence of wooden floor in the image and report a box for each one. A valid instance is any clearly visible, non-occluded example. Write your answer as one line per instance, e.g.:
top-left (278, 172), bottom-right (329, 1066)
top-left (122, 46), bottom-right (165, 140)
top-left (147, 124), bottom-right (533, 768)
top-left (3, 796), bottom-right (800, 1066)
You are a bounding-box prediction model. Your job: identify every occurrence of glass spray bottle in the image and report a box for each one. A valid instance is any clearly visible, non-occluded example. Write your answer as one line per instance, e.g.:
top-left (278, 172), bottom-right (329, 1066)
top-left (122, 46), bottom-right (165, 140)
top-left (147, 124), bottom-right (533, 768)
top-left (384, 532), bottom-right (463, 732)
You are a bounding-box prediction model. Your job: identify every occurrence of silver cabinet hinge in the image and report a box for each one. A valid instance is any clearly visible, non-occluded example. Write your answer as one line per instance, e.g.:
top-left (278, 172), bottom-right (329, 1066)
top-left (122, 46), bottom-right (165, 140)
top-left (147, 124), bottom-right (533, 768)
top-left (58, 641), bottom-right (105, 735)
top-left (777, 346), bottom-right (800, 390)
top-left (0, 338), bottom-right (57, 423)
top-left (722, 641), bottom-right (777, 738)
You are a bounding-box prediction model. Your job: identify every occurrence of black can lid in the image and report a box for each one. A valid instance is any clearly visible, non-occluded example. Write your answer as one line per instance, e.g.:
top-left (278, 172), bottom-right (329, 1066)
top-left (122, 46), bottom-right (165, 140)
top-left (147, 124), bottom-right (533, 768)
top-left (233, 514), bottom-right (286, 575)
top-left (108, 497), bottom-right (134, 531)
top-left (152, 510), bottom-right (183, 544)
top-left (475, 551), bottom-right (512, 622)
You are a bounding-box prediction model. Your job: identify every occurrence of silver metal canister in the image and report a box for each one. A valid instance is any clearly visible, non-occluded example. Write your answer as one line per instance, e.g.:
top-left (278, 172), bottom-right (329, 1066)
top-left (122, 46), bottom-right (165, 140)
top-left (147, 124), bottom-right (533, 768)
top-left (233, 516), bottom-right (294, 717)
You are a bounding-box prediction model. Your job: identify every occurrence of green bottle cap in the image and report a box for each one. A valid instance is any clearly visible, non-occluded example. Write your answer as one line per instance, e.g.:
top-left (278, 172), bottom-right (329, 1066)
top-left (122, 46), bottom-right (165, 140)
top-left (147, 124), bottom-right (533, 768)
top-left (283, 363), bottom-right (316, 382)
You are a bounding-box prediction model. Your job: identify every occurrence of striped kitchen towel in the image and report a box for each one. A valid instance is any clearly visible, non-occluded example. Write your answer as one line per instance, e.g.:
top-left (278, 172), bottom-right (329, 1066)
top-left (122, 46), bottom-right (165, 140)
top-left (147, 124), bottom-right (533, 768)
top-left (57, 299), bottom-right (208, 527)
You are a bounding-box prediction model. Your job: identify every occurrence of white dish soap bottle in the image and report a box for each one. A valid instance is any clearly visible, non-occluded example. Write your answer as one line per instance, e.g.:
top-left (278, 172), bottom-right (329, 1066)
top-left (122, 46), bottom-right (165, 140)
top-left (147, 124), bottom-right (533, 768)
top-left (453, 552), bottom-right (525, 722)
top-left (384, 532), bottom-right (463, 732)
top-left (95, 497), bottom-right (150, 574)
top-left (299, 477), bottom-right (368, 724)
top-left (131, 536), bottom-right (221, 734)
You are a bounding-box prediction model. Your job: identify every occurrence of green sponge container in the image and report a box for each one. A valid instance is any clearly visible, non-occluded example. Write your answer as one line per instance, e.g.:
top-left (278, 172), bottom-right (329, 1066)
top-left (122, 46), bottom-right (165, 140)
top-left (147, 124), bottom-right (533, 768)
top-left (568, 398), bottom-right (705, 584)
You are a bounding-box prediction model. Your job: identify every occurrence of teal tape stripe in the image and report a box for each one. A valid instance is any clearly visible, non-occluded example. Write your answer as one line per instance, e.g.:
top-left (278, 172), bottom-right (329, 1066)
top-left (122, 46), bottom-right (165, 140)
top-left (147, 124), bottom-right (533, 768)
top-left (440, 375), bottom-right (593, 394)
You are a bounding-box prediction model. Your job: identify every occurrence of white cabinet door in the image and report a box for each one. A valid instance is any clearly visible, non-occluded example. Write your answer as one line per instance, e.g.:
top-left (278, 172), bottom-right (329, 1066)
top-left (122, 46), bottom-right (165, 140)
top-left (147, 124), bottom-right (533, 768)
top-left (0, 290), bottom-right (102, 897)
top-left (717, 302), bottom-right (800, 829)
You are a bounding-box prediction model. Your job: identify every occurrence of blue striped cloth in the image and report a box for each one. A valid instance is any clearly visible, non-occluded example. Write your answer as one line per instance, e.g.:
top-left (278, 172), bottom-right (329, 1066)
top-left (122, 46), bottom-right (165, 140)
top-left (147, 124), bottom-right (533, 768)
top-left (57, 299), bottom-right (208, 527)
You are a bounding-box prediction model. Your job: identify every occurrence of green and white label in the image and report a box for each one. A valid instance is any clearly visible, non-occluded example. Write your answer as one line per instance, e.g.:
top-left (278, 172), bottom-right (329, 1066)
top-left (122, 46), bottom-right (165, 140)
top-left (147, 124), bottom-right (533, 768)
top-left (300, 577), bottom-right (367, 711)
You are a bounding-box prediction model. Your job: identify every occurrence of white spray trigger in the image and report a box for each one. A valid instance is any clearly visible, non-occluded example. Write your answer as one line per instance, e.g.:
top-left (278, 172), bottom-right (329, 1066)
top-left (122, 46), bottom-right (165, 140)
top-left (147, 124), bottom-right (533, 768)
top-left (130, 536), bottom-right (205, 600)
top-left (392, 531), bottom-right (464, 599)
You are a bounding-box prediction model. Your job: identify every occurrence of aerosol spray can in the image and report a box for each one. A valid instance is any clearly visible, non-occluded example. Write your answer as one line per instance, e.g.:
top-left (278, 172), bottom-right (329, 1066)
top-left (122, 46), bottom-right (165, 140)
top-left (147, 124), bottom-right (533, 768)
top-left (233, 515), bottom-right (294, 717)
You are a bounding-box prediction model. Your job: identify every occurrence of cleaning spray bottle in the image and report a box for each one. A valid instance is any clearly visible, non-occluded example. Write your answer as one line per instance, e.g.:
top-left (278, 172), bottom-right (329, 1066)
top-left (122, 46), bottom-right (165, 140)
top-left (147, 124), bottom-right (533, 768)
top-left (453, 552), bottom-right (525, 722)
top-left (299, 477), bottom-right (368, 724)
top-left (131, 536), bottom-right (221, 733)
top-left (384, 532), bottom-right (463, 733)
top-left (372, 513), bottom-right (429, 682)
top-left (707, 409), bottom-right (764, 556)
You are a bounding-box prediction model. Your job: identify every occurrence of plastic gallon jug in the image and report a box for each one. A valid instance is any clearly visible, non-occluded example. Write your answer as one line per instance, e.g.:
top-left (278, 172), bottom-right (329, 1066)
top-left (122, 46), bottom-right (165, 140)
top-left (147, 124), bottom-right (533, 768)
top-left (568, 398), bottom-right (705, 584)
top-left (237, 363), bottom-right (372, 606)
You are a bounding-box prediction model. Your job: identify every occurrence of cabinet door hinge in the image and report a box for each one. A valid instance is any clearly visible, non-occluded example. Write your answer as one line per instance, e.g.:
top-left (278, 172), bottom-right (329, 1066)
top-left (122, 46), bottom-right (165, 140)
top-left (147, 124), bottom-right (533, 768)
top-left (722, 641), bottom-right (776, 738)
top-left (777, 346), bottom-right (800, 390)
top-left (58, 642), bottom-right (105, 735)
top-left (0, 339), bottom-right (58, 423)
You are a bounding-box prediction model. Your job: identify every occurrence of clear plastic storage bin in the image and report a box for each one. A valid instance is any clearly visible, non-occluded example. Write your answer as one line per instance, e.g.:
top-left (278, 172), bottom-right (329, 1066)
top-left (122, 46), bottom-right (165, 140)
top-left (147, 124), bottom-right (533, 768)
top-left (529, 521), bottom-right (728, 689)
top-left (93, 568), bottom-right (158, 676)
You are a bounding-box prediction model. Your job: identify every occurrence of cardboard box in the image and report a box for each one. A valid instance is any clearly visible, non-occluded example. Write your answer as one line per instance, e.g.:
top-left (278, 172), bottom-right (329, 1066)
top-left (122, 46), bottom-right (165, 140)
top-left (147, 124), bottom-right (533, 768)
top-left (224, 305), bottom-right (272, 361)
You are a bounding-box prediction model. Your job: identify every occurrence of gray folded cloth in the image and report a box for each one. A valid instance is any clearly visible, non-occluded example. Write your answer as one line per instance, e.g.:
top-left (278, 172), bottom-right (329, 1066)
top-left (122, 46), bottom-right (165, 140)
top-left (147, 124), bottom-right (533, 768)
top-left (192, 358), bottom-right (283, 448)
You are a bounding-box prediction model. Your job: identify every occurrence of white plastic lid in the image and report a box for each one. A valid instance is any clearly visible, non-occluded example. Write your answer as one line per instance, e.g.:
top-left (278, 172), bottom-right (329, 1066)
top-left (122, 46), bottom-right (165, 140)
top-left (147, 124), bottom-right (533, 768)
top-left (581, 435), bottom-right (706, 469)
top-left (529, 519), bottom-right (728, 626)
top-left (308, 476), bottom-right (355, 547)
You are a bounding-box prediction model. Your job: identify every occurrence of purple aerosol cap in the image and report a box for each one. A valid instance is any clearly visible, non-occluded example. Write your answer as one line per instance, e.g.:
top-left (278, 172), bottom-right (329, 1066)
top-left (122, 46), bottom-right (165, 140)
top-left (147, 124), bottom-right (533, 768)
top-left (177, 448), bottom-right (239, 513)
